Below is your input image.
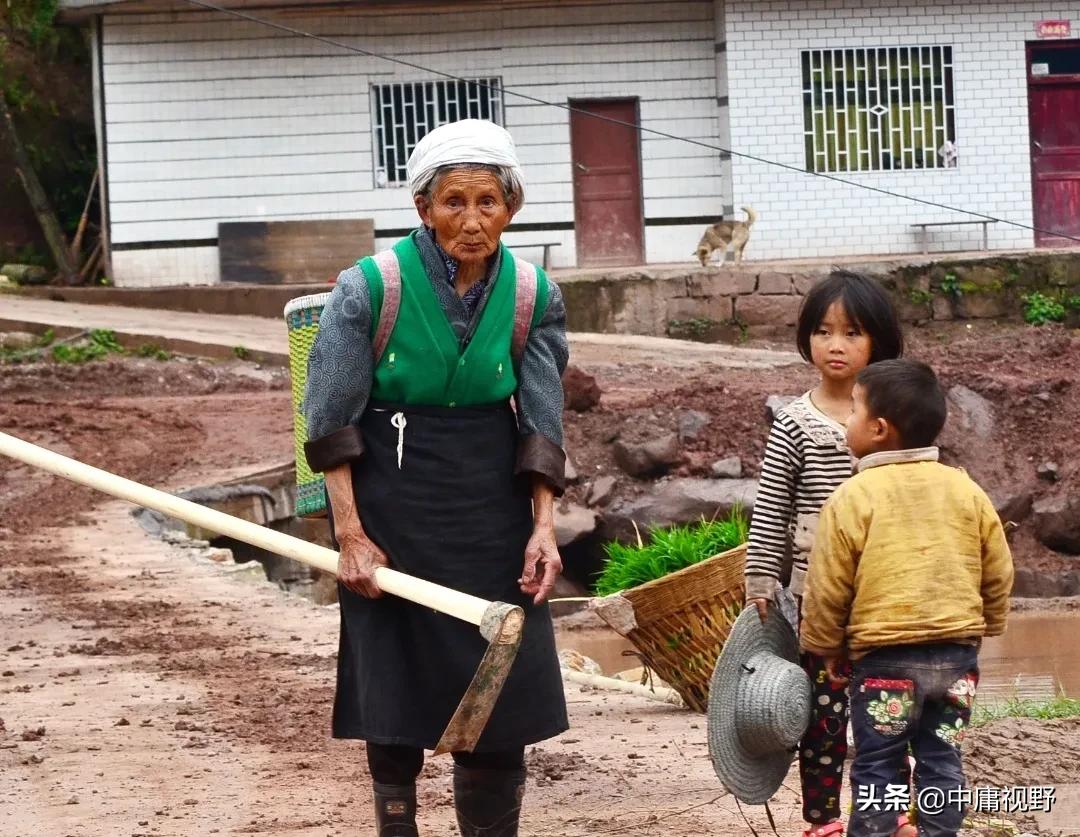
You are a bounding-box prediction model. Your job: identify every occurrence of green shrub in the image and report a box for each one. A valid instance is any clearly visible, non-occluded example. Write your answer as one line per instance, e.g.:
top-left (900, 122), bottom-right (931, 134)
top-left (1022, 291), bottom-right (1066, 326)
top-left (594, 509), bottom-right (748, 596)
top-left (51, 328), bottom-right (123, 363)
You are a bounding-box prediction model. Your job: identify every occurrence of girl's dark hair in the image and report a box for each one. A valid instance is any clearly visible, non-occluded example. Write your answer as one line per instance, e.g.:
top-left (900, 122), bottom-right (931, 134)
top-left (796, 270), bottom-right (904, 363)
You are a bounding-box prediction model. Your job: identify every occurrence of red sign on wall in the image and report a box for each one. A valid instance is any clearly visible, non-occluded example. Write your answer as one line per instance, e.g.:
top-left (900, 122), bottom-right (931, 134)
top-left (1036, 19), bottom-right (1072, 38)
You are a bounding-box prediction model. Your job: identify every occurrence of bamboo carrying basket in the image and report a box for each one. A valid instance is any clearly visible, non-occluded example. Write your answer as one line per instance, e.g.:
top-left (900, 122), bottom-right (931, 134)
top-left (284, 292), bottom-right (332, 518)
top-left (591, 543), bottom-right (746, 713)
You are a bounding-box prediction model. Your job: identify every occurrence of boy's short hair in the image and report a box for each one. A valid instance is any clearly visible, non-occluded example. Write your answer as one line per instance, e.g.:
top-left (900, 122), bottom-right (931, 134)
top-left (796, 270), bottom-right (904, 364)
top-left (856, 359), bottom-right (947, 448)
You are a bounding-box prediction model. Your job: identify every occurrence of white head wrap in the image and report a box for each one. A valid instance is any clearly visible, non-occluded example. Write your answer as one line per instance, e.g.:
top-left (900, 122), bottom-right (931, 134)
top-left (406, 118), bottom-right (525, 207)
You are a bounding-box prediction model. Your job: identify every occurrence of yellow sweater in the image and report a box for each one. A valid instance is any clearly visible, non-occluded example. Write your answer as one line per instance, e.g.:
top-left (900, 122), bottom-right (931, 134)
top-left (801, 448), bottom-right (1013, 659)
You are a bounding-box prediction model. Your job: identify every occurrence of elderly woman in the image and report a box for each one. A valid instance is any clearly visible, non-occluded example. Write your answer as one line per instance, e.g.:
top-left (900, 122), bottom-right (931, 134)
top-left (303, 119), bottom-right (569, 837)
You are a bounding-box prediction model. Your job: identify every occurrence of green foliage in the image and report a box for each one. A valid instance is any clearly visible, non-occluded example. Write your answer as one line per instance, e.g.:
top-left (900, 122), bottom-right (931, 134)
top-left (593, 510), bottom-right (749, 596)
top-left (907, 288), bottom-right (932, 305)
top-left (940, 271), bottom-right (961, 297)
top-left (5, 0), bottom-right (60, 50)
top-left (232, 345), bottom-right (251, 360)
top-left (0, 327), bottom-right (54, 363)
top-left (135, 343), bottom-right (172, 361)
top-left (971, 695), bottom-right (1080, 727)
top-left (1022, 291), bottom-right (1066, 326)
top-left (51, 329), bottom-right (124, 363)
top-left (2, 0), bottom-right (97, 261)
top-left (667, 317), bottom-right (717, 339)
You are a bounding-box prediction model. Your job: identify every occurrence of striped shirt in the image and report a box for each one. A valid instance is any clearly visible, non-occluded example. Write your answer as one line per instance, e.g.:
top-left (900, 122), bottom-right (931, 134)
top-left (744, 392), bottom-right (854, 600)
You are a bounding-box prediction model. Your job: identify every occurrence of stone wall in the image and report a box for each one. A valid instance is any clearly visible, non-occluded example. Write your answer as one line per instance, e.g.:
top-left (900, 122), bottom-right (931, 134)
top-left (559, 252), bottom-right (1080, 340)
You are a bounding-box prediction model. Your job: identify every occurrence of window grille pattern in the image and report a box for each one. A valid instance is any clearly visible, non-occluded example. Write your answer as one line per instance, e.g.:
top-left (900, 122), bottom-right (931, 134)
top-left (801, 47), bottom-right (956, 173)
top-left (372, 78), bottom-right (504, 186)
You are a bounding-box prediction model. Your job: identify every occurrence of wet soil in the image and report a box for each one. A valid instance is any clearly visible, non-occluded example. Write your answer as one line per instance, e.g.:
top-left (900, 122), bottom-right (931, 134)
top-left (1, 333), bottom-right (1079, 835)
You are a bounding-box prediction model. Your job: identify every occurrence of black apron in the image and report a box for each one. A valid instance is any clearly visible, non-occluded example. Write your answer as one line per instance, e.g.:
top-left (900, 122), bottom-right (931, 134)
top-left (329, 401), bottom-right (568, 751)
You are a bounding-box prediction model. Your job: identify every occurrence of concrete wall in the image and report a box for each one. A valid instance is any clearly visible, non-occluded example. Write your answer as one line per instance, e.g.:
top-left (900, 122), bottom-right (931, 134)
top-left (724, 0), bottom-right (1080, 260)
top-left (100, 0), bottom-right (730, 286)
top-left (558, 252), bottom-right (1080, 337)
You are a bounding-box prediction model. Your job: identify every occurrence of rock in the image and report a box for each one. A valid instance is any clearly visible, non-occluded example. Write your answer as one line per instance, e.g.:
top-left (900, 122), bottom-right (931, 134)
top-left (990, 489), bottom-right (1033, 524)
top-left (558, 649), bottom-right (602, 675)
top-left (0, 331), bottom-right (40, 351)
top-left (564, 457), bottom-right (579, 484)
top-left (735, 294), bottom-right (801, 326)
top-left (1036, 462), bottom-right (1059, 482)
top-left (947, 386), bottom-right (995, 439)
top-left (1011, 567), bottom-right (1038, 597)
top-left (600, 478), bottom-right (757, 542)
top-left (554, 503), bottom-right (598, 548)
top-left (613, 433), bottom-right (681, 479)
top-left (1011, 567), bottom-right (1073, 598)
top-left (756, 272), bottom-right (793, 295)
top-left (710, 456), bottom-right (743, 479)
top-left (203, 548), bottom-right (234, 564)
top-left (677, 410), bottom-right (710, 443)
top-left (1032, 495), bottom-right (1080, 554)
top-left (562, 366), bottom-right (601, 412)
top-left (586, 475), bottom-right (617, 508)
top-left (0, 263), bottom-right (48, 285)
top-left (765, 395), bottom-right (797, 422)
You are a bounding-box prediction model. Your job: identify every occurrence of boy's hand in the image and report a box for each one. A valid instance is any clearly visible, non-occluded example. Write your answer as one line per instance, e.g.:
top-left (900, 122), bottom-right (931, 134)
top-left (824, 654), bottom-right (850, 686)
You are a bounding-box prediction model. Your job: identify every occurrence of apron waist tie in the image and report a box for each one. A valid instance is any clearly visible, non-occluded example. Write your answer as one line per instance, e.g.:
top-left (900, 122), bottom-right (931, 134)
top-left (390, 412), bottom-right (407, 469)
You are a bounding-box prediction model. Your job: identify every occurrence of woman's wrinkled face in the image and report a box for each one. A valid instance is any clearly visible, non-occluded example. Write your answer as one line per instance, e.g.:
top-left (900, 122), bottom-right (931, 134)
top-left (414, 169), bottom-right (514, 264)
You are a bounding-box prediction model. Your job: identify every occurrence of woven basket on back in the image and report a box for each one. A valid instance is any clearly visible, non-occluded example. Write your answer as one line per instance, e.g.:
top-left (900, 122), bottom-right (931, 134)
top-left (284, 292), bottom-right (332, 518)
top-left (591, 543), bottom-right (746, 713)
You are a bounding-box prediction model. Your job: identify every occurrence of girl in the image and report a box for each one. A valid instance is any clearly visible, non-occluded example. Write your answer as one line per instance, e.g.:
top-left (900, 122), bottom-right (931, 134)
top-left (743, 270), bottom-right (912, 837)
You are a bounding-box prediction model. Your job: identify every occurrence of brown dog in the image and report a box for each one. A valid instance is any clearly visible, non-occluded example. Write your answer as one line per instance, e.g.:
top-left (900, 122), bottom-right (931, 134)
top-left (695, 206), bottom-right (757, 266)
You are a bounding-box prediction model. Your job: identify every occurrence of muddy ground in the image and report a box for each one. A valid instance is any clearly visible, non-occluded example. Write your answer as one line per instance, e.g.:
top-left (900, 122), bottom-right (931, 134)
top-left (1, 325), bottom-right (1079, 835)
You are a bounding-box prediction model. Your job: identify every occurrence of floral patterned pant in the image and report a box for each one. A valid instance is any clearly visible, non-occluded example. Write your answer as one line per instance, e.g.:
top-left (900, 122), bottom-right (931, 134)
top-left (800, 652), bottom-right (851, 824)
top-left (847, 642), bottom-right (980, 837)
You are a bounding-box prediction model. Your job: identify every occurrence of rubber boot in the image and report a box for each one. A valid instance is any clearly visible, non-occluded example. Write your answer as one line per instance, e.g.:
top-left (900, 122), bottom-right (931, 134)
top-left (453, 766), bottom-right (526, 837)
top-left (372, 782), bottom-right (418, 837)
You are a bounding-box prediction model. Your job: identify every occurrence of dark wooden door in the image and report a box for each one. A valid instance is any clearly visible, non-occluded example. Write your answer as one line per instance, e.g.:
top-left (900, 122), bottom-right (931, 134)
top-left (569, 99), bottom-right (645, 266)
top-left (1028, 41), bottom-right (1080, 246)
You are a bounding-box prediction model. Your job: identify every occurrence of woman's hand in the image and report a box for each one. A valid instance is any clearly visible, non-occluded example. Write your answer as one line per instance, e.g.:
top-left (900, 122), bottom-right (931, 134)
top-left (337, 530), bottom-right (389, 598)
top-left (520, 525), bottom-right (563, 605)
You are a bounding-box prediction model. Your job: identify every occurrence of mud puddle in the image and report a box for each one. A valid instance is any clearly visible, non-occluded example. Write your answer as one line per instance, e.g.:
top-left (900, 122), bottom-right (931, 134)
top-left (557, 611), bottom-right (1080, 703)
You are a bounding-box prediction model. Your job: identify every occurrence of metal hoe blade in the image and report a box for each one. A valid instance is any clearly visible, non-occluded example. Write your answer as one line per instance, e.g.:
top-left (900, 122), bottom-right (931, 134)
top-left (433, 602), bottom-right (525, 755)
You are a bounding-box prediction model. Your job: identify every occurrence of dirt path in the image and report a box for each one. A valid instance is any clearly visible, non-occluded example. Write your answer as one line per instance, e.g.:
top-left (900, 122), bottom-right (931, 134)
top-left (2, 338), bottom-right (1078, 836)
top-left (0, 466), bottom-right (808, 836)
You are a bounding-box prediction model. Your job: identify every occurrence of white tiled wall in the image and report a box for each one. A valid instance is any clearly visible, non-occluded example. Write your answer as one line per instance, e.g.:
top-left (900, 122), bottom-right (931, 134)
top-left (101, 0), bottom-right (728, 285)
top-left (725, 0), bottom-right (1080, 260)
top-left (112, 247), bottom-right (219, 287)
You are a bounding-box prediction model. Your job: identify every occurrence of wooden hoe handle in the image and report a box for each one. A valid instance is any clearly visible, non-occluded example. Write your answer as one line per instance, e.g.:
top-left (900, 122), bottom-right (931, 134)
top-left (0, 431), bottom-right (491, 627)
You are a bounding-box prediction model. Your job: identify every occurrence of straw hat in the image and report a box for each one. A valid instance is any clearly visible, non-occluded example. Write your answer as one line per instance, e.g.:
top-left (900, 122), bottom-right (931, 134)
top-left (707, 604), bottom-right (811, 804)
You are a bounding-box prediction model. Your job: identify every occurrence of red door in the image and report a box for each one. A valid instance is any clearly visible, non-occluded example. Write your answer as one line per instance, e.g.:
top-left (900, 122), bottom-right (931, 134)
top-left (569, 99), bottom-right (645, 267)
top-left (1028, 41), bottom-right (1080, 246)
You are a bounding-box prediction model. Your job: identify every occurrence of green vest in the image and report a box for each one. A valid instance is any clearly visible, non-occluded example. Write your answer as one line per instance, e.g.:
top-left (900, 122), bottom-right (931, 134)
top-left (358, 234), bottom-right (549, 408)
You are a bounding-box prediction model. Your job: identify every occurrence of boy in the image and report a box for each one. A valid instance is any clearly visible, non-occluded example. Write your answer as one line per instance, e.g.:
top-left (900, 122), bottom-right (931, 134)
top-left (801, 359), bottom-right (1014, 837)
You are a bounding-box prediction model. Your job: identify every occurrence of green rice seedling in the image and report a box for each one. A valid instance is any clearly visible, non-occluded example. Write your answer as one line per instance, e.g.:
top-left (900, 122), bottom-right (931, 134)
top-left (593, 508), bottom-right (748, 596)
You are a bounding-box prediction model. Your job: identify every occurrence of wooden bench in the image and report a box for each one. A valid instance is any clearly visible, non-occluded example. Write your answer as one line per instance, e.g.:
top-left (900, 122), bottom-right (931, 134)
top-left (911, 219), bottom-right (997, 255)
top-left (518, 241), bottom-right (561, 270)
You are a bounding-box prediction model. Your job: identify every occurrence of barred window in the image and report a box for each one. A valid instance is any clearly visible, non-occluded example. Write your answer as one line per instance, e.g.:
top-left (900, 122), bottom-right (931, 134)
top-left (372, 78), bottom-right (504, 187)
top-left (801, 47), bottom-right (956, 173)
